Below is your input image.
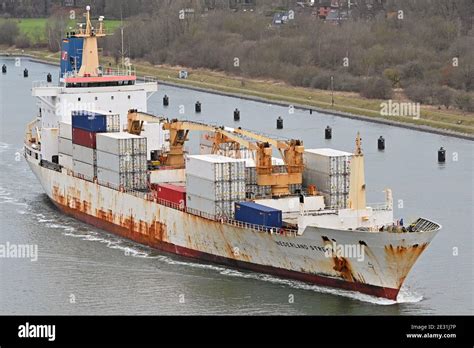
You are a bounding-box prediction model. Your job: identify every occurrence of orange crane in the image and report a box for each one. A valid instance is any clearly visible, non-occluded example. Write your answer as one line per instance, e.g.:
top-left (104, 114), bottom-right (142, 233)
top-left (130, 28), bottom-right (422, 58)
top-left (126, 109), bottom-right (166, 135)
top-left (161, 120), bottom-right (304, 196)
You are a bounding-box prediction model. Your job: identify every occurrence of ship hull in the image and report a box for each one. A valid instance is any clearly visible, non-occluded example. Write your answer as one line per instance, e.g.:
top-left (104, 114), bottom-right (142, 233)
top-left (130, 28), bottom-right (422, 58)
top-left (52, 199), bottom-right (399, 299)
top-left (26, 155), bottom-right (439, 301)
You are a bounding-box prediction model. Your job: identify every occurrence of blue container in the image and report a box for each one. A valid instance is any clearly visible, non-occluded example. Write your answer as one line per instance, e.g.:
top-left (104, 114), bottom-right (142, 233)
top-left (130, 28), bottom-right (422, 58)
top-left (234, 202), bottom-right (282, 228)
top-left (60, 37), bottom-right (84, 78)
top-left (72, 111), bottom-right (107, 132)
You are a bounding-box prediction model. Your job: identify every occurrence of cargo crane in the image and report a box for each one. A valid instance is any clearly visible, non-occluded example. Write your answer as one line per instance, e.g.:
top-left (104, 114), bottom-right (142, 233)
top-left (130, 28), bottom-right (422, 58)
top-left (161, 120), bottom-right (304, 196)
top-left (162, 120), bottom-right (240, 168)
top-left (225, 127), bottom-right (304, 196)
top-left (126, 109), bottom-right (166, 135)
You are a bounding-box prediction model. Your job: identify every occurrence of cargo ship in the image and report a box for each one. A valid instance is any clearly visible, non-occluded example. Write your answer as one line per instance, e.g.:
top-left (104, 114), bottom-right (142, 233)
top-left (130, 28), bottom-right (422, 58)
top-left (24, 8), bottom-right (441, 301)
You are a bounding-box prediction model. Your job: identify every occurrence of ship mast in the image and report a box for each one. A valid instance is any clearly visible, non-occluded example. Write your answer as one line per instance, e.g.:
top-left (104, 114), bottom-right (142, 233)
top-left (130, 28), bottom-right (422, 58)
top-left (348, 132), bottom-right (367, 210)
top-left (75, 5), bottom-right (106, 77)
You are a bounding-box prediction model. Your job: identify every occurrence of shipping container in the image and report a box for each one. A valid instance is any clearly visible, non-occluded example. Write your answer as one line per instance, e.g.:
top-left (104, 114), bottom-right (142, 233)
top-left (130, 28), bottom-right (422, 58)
top-left (186, 174), bottom-right (232, 201)
top-left (230, 180), bottom-right (246, 200)
top-left (72, 127), bottom-right (96, 148)
top-left (96, 132), bottom-right (145, 156)
top-left (304, 148), bottom-right (352, 176)
top-left (131, 171), bottom-right (147, 190)
top-left (303, 169), bottom-right (349, 195)
top-left (106, 113), bottom-right (121, 133)
top-left (150, 168), bottom-right (185, 184)
top-left (59, 122), bottom-right (72, 140)
top-left (59, 153), bottom-right (73, 170)
top-left (96, 150), bottom-right (143, 173)
top-left (73, 159), bottom-right (95, 180)
top-left (58, 137), bottom-right (73, 156)
top-left (72, 144), bottom-right (96, 165)
top-left (71, 110), bottom-right (120, 133)
top-left (72, 110), bottom-right (107, 132)
top-left (186, 154), bottom-right (245, 182)
top-left (97, 168), bottom-right (147, 190)
top-left (153, 183), bottom-right (186, 207)
top-left (245, 184), bottom-right (272, 199)
top-left (186, 194), bottom-right (233, 218)
top-left (132, 136), bottom-right (147, 155)
top-left (234, 201), bottom-right (282, 228)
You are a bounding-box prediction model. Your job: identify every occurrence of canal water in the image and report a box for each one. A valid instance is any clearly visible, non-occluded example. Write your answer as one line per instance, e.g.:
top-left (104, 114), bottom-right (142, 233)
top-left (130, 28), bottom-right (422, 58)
top-left (0, 58), bottom-right (472, 315)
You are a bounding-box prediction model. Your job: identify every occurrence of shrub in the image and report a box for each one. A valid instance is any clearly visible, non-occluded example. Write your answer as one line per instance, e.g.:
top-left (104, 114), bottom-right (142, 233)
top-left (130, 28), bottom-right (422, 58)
top-left (360, 77), bottom-right (393, 99)
top-left (401, 61), bottom-right (424, 81)
top-left (454, 92), bottom-right (473, 112)
top-left (383, 68), bottom-right (401, 87)
top-left (404, 84), bottom-right (432, 104)
top-left (434, 86), bottom-right (454, 109)
top-left (14, 34), bottom-right (31, 49)
top-left (0, 20), bottom-right (19, 45)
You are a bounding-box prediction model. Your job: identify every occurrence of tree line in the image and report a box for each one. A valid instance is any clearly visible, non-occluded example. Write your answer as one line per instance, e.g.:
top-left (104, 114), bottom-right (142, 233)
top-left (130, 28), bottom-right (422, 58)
top-left (1, 0), bottom-right (473, 110)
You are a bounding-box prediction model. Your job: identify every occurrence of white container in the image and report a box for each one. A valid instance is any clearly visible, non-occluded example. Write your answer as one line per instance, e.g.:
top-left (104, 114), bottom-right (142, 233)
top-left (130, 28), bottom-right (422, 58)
top-left (105, 113), bottom-right (121, 133)
top-left (73, 159), bottom-right (95, 180)
top-left (133, 153), bottom-right (147, 172)
top-left (304, 148), bottom-right (352, 175)
top-left (97, 167), bottom-right (147, 190)
top-left (131, 171), bottom-right (147, 190)
top-left (150, 168), bottom-right (186, 184)
top-left (59, 122), bottom-right (72, 140)
top-left (230, 161), bottom-right (246, 180)
top-left (186, 175), bottom-right (230, 201)
top-left (246, 184), bottom-right (271, 198)
top-left (186, 194), bottom-right (233, 218)
top-left (186, 154), bottom-right (245, 182)
top-left (132, 137), bottom-right (147, 155)
top-left (97, 167), bottom-right (127, 188)
top-left (186, 154), bottom-right (229, 181)
top-left (96, 132), bottom-right (145, 156)
top-left (97, 150), bottom-right (133, 172)
top-left (230, 180), bottom-right (246, 200)
top-left (73, 144), bottom-right (96, 165)
top-left (58, 137), bottom-right (73, 156)
top-left (59, 153), bottom-right (73, 170)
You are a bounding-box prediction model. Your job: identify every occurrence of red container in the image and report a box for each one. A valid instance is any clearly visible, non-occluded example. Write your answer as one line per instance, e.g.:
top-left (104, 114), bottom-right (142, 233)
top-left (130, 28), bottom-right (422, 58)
top-left (72, 127), bottom-right (96, 149)
top-left (154, 183), bottom-right (186, 207)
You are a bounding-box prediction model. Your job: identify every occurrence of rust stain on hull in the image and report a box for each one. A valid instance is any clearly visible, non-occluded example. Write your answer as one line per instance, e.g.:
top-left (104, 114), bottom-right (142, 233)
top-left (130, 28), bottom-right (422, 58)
top-left (385, 243), bottom-right (428, 288)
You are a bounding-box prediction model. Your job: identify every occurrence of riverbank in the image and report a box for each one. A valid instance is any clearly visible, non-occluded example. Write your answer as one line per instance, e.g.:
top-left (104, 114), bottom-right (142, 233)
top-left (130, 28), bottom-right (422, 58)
top-left (1, 47), bottom-right (473, 140)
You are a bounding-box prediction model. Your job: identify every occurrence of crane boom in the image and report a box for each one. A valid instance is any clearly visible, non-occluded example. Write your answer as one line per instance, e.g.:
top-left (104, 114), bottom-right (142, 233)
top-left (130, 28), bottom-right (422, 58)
top-left (126, 109), bottom-right (166, 135)
top-left (159, 119), bottom-right (304, 196)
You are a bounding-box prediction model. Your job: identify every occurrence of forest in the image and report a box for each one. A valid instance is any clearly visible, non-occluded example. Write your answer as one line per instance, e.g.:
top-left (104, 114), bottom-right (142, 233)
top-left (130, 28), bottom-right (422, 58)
top-left (1, 0), bottom-right (473, 110)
